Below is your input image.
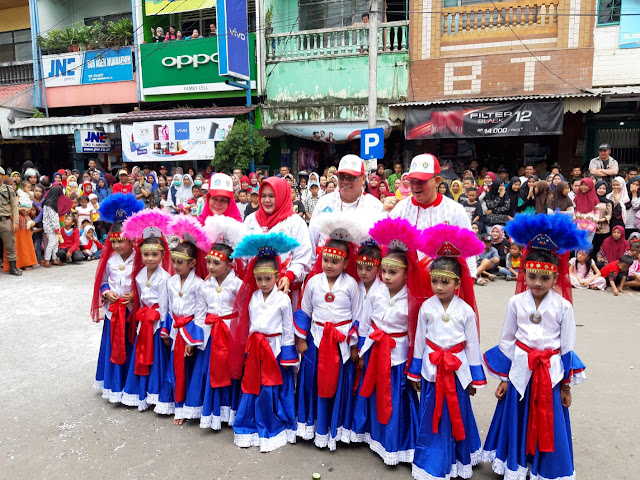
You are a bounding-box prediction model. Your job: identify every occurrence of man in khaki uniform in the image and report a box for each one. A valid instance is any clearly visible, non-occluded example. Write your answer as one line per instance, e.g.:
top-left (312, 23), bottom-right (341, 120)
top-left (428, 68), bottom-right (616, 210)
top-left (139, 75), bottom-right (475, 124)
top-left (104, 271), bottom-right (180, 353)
top-left (0, 166), bottom-right (22, 275)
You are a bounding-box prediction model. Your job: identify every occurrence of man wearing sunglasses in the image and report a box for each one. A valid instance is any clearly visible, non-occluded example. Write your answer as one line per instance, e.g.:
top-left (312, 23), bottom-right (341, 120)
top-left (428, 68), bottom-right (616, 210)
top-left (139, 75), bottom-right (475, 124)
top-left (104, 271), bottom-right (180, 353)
top-left (389, 153), bottom-right (476, 275)
top-left (310, 154), bottom-right (383, 250)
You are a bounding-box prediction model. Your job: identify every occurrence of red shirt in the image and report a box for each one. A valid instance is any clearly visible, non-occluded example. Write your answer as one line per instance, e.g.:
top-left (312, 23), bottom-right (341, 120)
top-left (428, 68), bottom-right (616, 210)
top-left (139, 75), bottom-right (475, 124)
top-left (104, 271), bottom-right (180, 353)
top-left (599, 261), bottom-right (620, 279)
top-left (112, 182), bottom-right (133, 194)
top-left (59, 228), bottom-right (80, 253)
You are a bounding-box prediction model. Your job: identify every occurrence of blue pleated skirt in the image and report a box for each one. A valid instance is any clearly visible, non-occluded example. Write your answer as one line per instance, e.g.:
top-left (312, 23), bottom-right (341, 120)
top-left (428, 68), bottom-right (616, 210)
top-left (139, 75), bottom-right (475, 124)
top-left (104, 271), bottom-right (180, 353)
top-left (412, 377), bottom-right (482, 480)
top-left (233, 360), bottom-right (296, 452)
top-left (482, 382), bottom-right (575, 480)
top-left (295, 334), bottom-right (356, 450)
top-left (350, 359), bottom-right (419, 465)
top-left (121, 330), bottom-right (174, 414)
top-left (94, 317), bottom-right (134, 403)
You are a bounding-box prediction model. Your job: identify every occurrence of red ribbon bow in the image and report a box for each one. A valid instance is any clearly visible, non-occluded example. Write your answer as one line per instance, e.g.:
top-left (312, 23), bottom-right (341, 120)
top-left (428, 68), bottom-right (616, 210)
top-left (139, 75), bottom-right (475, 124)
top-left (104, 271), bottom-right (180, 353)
top-left (317, 320), bottom-right (350, 398)
top-left (172, 315), bottom-right (194, 403)
top-left (359, 324), bottom-right (407, 425)
top-left (241, 332), bottom-right (283, 395)
top-left (427, 339), bottom-right (466, 441)
top-left (108, 299), bottom-right (128, 365)
top-left (134, 304), bottom-right (160, 376)
top-left (205, 312), bottom-right (236, 388)
top-left (516, 340), bottom-right (559, 455)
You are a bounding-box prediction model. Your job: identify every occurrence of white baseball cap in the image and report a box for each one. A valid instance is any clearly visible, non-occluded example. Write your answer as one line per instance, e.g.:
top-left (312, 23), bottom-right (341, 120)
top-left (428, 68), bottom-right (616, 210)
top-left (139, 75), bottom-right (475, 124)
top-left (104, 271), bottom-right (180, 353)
top-left (208, 173), bottom-right (234, 199)
top-left (407, 154), bottom-right (441, 181)
top-left (337, 154), bottom-right (365, 177)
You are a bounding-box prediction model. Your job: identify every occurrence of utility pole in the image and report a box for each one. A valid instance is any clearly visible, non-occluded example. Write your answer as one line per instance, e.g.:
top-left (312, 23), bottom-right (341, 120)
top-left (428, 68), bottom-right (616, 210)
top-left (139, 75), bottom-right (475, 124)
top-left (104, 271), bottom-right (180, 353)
top-left (368, 0), bottom-right (378, 130)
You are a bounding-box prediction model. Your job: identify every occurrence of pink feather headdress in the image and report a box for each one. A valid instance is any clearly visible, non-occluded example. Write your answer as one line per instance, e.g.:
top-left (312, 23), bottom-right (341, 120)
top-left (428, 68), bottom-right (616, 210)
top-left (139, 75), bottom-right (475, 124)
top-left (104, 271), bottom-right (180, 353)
top-left (369, 217), bottom-right (425, 252)
top-left (203, 214), bottom-right (247, 248)
top-left (123, 208), bottom-right (172, 240)
top-left (421, 224), bottom-right (484, 260)
top-left (169, 215), bottom-right (210, 251)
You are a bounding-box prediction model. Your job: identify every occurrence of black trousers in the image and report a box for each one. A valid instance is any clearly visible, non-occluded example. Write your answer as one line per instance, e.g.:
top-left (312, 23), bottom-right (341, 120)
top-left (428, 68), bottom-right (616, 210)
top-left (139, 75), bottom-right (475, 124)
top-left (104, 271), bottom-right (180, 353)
top-left (57, 248), bottom-right (85, 263)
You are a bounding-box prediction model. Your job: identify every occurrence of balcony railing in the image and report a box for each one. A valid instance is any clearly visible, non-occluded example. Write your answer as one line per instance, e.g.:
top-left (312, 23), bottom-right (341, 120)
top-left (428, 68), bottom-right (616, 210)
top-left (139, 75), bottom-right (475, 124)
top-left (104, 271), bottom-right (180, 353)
top-left (441, 1), bottom-right (558, 38)
top-left (266, 21), bottom-right (409, 62)
top-left (0, 60), bottom-right (34, 85)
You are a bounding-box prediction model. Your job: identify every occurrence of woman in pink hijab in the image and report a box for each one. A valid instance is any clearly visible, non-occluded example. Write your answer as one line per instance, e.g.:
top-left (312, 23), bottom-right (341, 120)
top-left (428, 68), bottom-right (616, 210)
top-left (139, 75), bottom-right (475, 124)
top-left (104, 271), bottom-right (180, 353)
top-left (198, 172), bottom-right (243, 224)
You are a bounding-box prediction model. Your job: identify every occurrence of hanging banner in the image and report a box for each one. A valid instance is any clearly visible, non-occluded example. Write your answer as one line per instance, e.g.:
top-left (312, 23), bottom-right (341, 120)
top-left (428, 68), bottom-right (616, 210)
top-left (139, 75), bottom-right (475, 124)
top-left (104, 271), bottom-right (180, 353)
top-left (276, 122), bottom-right (392, 143)
top-left (145, 0), bottom-right (216, 15)
top-left (405, 102), bottom-right (563, 139)
top-left (43, 48), bottom-right (133, 87)
top-left (217, 0), bottom-right (250, 80)
top-left (121, 118), bottom-right (234, 163)
top-left (620, 0), bottom-right (640, 49)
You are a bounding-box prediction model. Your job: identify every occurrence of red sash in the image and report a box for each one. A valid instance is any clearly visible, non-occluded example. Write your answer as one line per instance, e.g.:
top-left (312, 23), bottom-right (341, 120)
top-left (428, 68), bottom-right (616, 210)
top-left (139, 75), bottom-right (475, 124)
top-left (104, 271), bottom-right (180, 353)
top-left (316, 319), bottom-right (351, 398)
top-left (108, 299), bottom-right (128, 365)
top-left (205, 312), bottom-right (236, 388)
top-left (427, 339), bottom-right (466, 441)
top-left (241, 332), bottom-right (283, 395)
top-left (359, 322), bottom-right (407, 424)
top-left (134, 304), bottom-right (160, 376)
top-left (172, 315), bottom-right (195, 403)
top-left (516, 340), bottom-right (560, 455)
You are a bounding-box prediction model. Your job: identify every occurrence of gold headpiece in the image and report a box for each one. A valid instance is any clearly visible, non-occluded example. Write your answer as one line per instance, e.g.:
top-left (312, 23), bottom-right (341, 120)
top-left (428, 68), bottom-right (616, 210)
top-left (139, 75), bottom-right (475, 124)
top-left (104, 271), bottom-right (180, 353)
top-left (381, 257), bottom-right (407, 269)
top-left (357, 254), bottom-right (381, 267)
top-left (322, 246), bottom-right (347, 259)
top-left (171, 251), bottom-right (194, 261)
top-left (140, 243), bottom-right (164, 253)
top-left (430, 269), bottom-right (460, 280)
top-left (253, 267), bottom-right (278, 275)
top-left (109, 232), bottom-right (125, 242)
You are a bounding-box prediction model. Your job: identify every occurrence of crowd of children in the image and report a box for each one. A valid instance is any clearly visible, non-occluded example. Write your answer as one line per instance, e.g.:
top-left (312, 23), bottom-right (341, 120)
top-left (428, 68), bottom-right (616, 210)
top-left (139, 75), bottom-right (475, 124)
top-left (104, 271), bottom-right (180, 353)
top-left (91, 192), bottom-right (588, 480)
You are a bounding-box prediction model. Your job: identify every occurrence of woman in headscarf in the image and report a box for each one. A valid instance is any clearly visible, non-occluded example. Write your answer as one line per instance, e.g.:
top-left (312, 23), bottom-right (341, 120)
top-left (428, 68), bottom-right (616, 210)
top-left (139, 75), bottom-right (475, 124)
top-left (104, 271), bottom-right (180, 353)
top-left (489, 224), bottom-right (511, 266)
top-left (574, 177), bottom-right (602, 244)
top-left (518, 175), bottom-right (538, 214)
top-left (197, 172), bottom-right (243, 223)
top-left (479, 171), bottom-right (496, 202)
top-left (395, 172), bottom-right (412, 199)
top-left (2, 179), bottom-right (37, 272)
top-left (607, 176), bottom-right (629, 231)
top-left (534, 180), bottom-right (551, 214)
top-left (231, 173), bottom-right (241, 194)
top-left (550, 173), bottom-right (565, 192)
top-left (437, 181), bottom-right (453, 199)
top-left (625, 176), bottom-right (640, 236)
top-left (240, 175), bottom-right (251, 192)
top-left (41, 185), bottom-right (72, 267)
top-left (484, 179), bottom-right (511, 232)
top-left (248, 172), bottom-right (259, 189)
top-left (244, 176), bottom-right (312, 304)
top-left (52, 171), bottom-right (64, 189)
top-left (592, 180), bottom-right (613, 258)
top-left (549, 180), bottom-right (574, 213)
top-left (65, 175), bottom-right (82, 197)
top-left (146, 172), bottom-right (158, 192)
top-left (167, 174), bottom-right (186, 214)
top-left (368, 173), bottom-right (382, 198)
top-left (96, 176), bottom-right (111, 203)
top-left (450, 179), bottom-right (463, 202)
top-left (596, 225), bottom-right (630, 268)
top-left (440, 159), bottom-right (460, 183)
top-left (506, 177), bottom-right (521, 219)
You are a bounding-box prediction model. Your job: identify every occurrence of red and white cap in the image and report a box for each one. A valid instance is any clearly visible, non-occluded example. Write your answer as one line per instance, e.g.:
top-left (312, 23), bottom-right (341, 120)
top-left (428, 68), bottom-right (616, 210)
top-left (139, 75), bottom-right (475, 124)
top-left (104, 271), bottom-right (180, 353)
top-left (337, 154), bottom-right (365, 177)
top-left (406, 154), bottom-right (441, 181)
top-left (208, 172), bottom-right (234, 199)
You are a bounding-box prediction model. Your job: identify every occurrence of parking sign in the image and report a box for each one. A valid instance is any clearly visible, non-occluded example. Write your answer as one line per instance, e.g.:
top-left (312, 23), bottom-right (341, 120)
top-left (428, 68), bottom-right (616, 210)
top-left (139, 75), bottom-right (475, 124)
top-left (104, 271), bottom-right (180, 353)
top-left (360, 128), bottom-right (384, 160)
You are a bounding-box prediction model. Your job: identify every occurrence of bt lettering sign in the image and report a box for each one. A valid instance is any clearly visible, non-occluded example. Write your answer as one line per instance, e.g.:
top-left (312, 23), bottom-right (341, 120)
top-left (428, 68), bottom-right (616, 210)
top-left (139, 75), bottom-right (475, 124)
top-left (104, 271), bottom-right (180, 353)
top-left (141, 35), bottom-right (256, 97)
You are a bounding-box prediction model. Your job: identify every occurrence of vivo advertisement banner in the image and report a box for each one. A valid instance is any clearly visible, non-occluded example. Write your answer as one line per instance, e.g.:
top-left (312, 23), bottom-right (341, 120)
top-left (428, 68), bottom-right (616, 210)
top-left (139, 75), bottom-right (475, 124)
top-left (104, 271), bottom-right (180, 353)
top-left (217, 0), bottom-right (250, 80)
top-left (75, 129), bottom-right (112, 153)
top-left (620, 0), bottom-right (640, 49)
top-left (43, 47), bottom-right (134, 88)
top-left (405, 102), bottom-right (564, 139)
top-left (121, 118), bottom-right (235, 163)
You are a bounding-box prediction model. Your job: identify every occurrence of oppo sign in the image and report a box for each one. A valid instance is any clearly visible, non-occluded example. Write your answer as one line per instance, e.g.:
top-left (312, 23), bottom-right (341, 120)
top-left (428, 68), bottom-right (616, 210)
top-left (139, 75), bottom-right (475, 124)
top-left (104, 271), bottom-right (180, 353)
top-left (162, 52), bottom-right (219, 70)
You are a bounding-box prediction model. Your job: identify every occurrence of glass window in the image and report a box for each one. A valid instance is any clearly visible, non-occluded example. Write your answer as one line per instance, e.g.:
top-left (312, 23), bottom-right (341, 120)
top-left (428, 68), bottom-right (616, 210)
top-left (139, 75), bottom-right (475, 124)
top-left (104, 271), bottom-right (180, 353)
top-left (0, 29), bottom-right (32, 62)
top-left (597, 0), bottom-right (621, 25)
top-left (300, 0), bottom-right (370, 30)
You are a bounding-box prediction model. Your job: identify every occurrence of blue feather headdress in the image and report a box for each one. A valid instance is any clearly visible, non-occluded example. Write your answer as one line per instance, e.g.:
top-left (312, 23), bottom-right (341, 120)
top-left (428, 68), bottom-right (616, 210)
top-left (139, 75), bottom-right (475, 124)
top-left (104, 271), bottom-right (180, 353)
top-left (505, 213), bottom-right (591, 254)
top-left (99, 193), bottom-right (144, 224)
top-left (231, 232), bottom-right (300, 259)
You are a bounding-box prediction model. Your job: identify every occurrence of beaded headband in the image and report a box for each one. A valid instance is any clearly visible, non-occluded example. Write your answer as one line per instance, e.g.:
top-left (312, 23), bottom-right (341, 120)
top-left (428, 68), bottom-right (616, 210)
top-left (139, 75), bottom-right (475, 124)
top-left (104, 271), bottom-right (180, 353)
top-left (381, 257), bottom-right (407, 269)
top-left (253, 267), bottom-right (278, 275)
top-left (357, 254), bottom-right (381, 266)
top-left (171, 251), bottom-right (194, 261)
top-left (430, 269), bottom-right (460, 280)
top-left (109, 232), bottom-right (125, 242)
top-left (524, 260), bottom-right (558, 275)
top-left (322, 247), bottom-right (348, 259)
top-left (140, 243), bottom-right (164, 253)
top-left (206, 249), bottom-right (228, 262)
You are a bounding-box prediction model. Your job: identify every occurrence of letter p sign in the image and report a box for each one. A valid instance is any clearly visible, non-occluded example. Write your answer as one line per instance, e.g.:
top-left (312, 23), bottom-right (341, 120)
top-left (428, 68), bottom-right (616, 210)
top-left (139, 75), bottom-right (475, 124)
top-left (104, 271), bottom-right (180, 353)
top-left (360, 128), bottom-right (384, 160)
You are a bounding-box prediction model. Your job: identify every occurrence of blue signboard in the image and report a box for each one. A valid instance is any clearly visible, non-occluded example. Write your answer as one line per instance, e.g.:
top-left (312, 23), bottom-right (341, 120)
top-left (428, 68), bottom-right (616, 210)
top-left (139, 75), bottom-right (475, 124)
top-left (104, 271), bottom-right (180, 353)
top-left (620, 0), bottom-right (640, 49)
top-left (217, 0), bottom-right (250, 80)
top-left (360, 128), bottom-right (384, 160)
top-left (82, 47), bottom-right (134, 84)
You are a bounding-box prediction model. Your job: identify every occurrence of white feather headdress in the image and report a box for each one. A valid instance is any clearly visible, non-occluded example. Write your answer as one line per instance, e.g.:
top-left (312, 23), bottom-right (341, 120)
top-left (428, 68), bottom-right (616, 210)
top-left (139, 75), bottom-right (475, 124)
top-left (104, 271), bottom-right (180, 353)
top-left (203, 215), bottom-right (247, 248)
top-left (311, 211), bottom-right (377, 245)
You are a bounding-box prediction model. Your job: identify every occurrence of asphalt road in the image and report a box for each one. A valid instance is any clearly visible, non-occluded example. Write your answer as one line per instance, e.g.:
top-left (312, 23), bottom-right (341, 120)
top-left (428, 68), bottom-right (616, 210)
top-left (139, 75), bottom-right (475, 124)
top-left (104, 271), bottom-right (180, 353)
top-left (1, 262), bottom-right (638, 479)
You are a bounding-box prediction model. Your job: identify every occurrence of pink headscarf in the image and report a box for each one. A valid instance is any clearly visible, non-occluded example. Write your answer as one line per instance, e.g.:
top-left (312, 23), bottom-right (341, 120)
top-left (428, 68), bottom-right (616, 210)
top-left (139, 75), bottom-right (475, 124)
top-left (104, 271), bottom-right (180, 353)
top-left (397, 173), bottom-right (412, 198)
top-left (197, 188), bottom-right (243, 224)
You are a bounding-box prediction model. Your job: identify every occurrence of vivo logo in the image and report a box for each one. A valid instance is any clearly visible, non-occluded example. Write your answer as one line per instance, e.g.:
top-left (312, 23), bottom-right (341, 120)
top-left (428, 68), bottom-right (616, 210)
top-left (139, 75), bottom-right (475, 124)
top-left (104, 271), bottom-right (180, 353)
top-left (162, 53), bottom-right (219, 70)
top-left (47, 58), bottom-right (76, 77)
top-left (228, 28), bottom-right (246, 41)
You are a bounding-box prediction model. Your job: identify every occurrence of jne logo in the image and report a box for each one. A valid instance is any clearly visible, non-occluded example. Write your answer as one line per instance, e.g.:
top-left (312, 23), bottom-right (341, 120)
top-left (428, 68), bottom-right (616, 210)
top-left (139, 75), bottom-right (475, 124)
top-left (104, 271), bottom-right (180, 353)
top-left (84, 131), bottom-right (106, 143)
top-left (47, 58), bottom-right (76, 78)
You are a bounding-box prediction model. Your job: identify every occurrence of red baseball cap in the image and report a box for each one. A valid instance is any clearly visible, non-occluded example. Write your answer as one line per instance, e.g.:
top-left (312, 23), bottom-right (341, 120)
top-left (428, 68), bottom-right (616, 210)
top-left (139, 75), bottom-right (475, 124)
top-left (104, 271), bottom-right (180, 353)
top-left (406, 154), bottom-right (441, 181)
top-left (208, 173), bottom-right (234, 199)
top-left (337, 154), bottom-right (365, 177)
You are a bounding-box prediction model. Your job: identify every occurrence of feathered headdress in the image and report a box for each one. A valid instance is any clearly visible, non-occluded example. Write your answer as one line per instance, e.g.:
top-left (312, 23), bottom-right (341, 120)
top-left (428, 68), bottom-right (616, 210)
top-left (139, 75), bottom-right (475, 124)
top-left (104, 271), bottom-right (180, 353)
top-left (311, 211), bottom-right (375, 246)
top-left (203, 214), bottom-right (247, 248)
top-left (422, 224), bottom-right (484, 259)
top-left (123, 208), bottom-right (172, 240)
top-left (231, 232), bottom-right (300, 259)
top-left (168, 215), bottom-right (210, 251)
top-left (505, 213), bottom-right (590, 303)
top-left (99, 193), bottom-right (144, 225)
top-left (505, 213), bottom-right (590, 254)
top-left (369, 217), bottom-right (425, 252)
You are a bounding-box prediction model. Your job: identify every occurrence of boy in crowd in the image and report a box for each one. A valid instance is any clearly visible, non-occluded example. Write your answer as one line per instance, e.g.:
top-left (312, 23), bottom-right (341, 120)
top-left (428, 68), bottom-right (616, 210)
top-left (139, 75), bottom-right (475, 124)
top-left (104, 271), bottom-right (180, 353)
top-left (236, 189), bottom-right (249, 218)
top-left (460, 187), bottom-right (483, 229)
top-left (303, 180), bottom-right (321, 223)
top-left (458, 176), bottom-right (475, 203)
top-left (505, 243), bottom-right (523, 281)
top-left (600, 255), bottom-right (634, 296)
top-left (291, 186), bottom-right (306, 220)
top-left (475, 233), bottom-right (501, 285)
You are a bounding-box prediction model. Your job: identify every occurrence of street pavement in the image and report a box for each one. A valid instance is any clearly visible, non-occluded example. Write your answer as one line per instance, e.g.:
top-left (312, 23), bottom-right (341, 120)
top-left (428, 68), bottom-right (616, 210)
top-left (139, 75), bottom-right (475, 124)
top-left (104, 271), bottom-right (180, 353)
top-left (1, 262), bottom-right (638, 479)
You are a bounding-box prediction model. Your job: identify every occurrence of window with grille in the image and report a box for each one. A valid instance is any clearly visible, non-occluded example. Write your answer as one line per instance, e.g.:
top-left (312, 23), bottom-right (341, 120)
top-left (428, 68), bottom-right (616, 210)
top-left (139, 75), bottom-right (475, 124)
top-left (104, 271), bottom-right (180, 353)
top-left (597, 0), bottom-right (621, 25)
top-left (0, 29), bottom-right (32, 63)
top-left (178, 2), bottom-right (256, 37)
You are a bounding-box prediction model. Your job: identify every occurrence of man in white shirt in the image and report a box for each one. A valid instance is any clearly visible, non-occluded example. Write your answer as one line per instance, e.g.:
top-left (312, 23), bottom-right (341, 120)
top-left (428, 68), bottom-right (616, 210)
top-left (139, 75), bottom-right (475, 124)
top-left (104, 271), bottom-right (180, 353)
top-left (589, 143), bottom-right (619, 185)
top-left (310, 154), bottom-right (382, 250)
top-left (389, 153), bottom-right (476, 276)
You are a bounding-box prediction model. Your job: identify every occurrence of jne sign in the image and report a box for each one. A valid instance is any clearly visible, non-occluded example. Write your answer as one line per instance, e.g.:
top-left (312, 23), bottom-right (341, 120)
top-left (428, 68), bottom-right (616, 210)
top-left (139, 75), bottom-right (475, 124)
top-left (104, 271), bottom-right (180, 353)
top-left (75, 129), bottom-right (112, 153)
